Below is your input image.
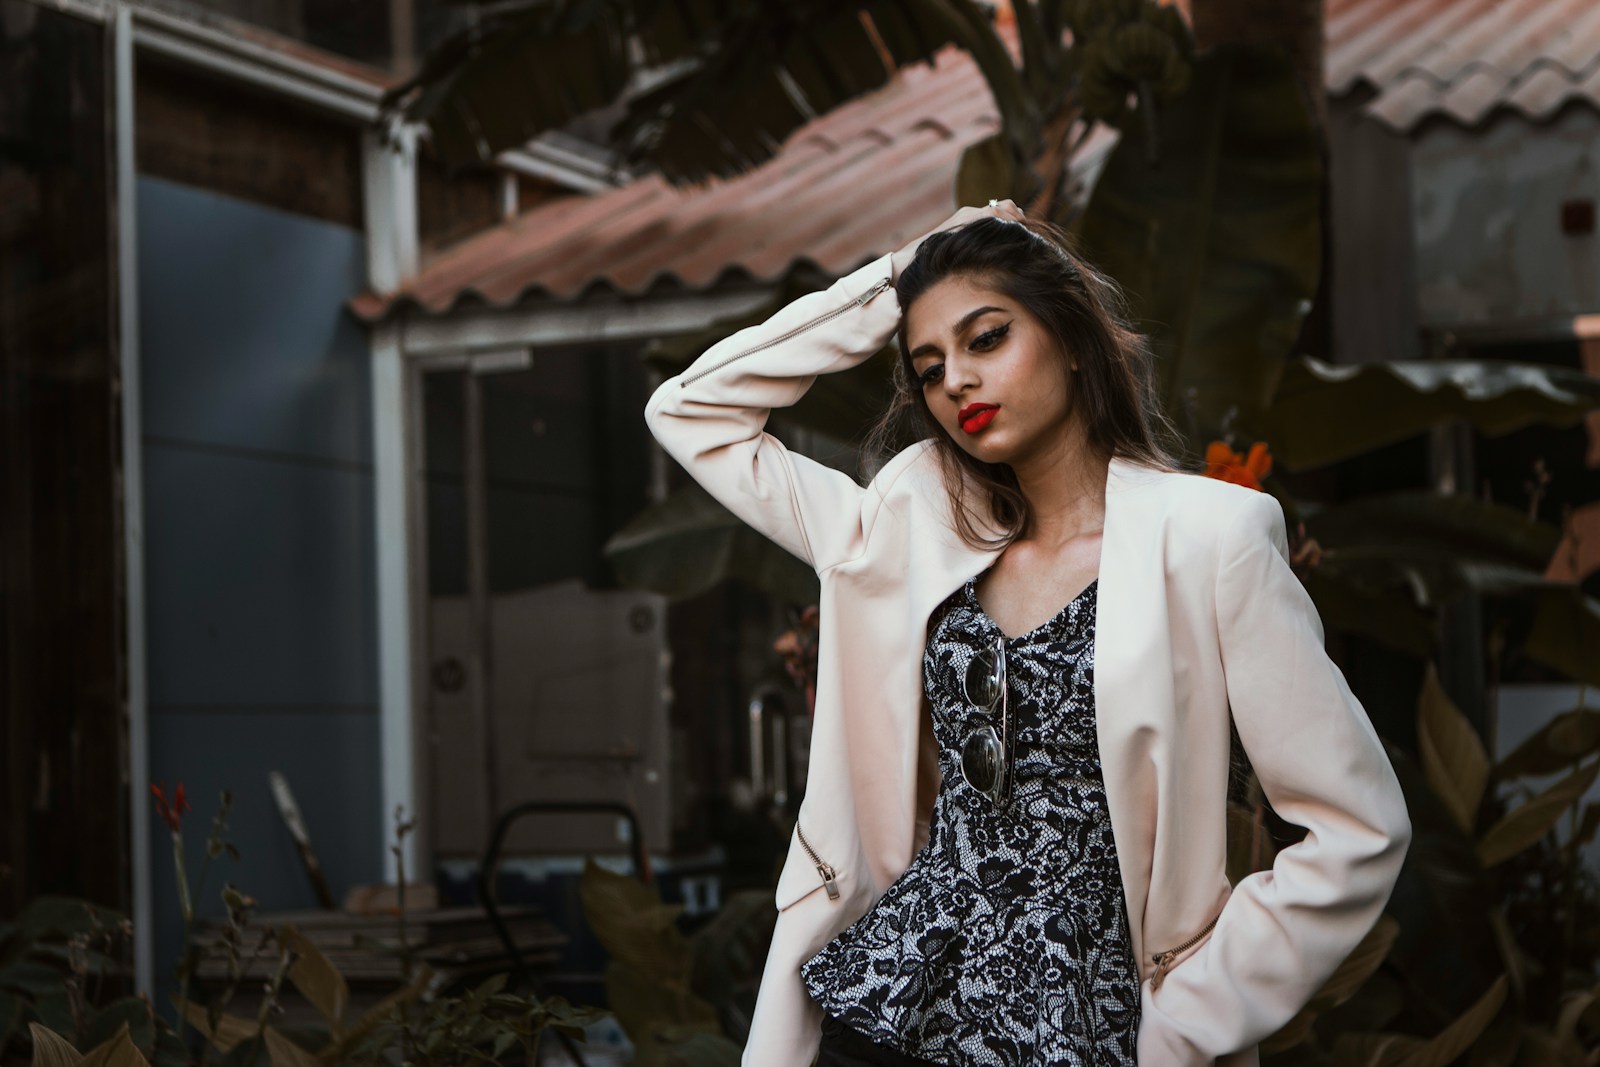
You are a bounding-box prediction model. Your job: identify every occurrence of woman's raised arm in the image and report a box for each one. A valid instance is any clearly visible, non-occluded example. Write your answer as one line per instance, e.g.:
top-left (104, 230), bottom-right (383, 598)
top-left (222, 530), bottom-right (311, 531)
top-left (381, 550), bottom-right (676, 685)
top-left (643, 200), bottom-right (1022, 573)
top-left (643, 252), bottom-right (901, 574)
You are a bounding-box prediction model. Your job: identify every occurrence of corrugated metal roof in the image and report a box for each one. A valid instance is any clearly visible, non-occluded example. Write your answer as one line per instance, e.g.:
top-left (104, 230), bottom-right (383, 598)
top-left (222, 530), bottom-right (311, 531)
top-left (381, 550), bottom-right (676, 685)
top-left (349, 45), bottom-right (1031, 322)
top-left (1329, 0), bottom-right (1600, 131)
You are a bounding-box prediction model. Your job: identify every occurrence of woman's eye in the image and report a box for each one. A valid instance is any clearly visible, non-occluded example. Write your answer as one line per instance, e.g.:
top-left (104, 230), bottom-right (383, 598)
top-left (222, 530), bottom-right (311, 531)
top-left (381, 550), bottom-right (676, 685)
top-left (972, 323), bottom-right (1010, 350)
top-left (917, 364), bottom-right (945, 387)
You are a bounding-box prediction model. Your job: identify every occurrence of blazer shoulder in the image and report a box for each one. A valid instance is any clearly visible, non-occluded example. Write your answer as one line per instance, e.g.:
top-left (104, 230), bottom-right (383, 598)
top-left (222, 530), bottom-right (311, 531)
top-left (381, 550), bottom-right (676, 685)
top-left (1127, 465), bottom-right (1263, 523)
top-left (1126, 467), bottom-right (1287, 564)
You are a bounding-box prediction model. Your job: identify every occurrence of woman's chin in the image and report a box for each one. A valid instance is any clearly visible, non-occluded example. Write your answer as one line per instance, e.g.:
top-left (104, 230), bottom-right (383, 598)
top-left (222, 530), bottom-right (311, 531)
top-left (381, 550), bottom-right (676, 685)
top-left (953, 434), bottom-right (1015, 465)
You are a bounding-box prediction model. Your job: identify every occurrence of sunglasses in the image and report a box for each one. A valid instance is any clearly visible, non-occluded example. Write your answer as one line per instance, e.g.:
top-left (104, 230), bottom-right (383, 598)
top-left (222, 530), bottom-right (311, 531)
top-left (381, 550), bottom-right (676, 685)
top-left (960, 634), bottom-right (1015, 809)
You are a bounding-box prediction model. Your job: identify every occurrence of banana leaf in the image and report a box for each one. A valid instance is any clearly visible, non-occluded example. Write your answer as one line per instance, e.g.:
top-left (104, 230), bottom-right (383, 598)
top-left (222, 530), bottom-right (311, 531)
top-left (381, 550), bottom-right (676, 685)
top-left (1251, 356), bottom-right (1600, 472)
top-left (604, 482), bottom-right (821, 605)
top-left (1380, 746), bottom-right (1505, 1030)
top-left (385, 0), bottom-right (1031, 179)
top-left (1296, 530), bottom-right (1599, 688)
top-left (1495, 708), bottom-right (1600, 780)
top-left (1076, 42), bottom-right (1323, 438)
top-left (1299, 559), bottom-right (1437, 659)
top-left (1523, 585), bottom-right (1600, 688)
top-left (1305, 492), bottom-right (1562, 573)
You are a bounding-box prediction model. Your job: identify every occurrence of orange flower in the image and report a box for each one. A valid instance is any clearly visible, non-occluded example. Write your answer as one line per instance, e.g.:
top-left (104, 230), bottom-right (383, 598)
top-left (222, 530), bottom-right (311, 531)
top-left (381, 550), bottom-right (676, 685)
top-left (1204, 440), bottom-right (1272, 491)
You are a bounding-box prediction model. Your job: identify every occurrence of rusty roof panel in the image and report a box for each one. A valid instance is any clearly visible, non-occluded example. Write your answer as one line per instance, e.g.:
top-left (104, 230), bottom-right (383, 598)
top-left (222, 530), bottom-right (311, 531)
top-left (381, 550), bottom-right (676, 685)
top-left (352, 46), bottom-right (1016, 322)
top-left (1329, 0), bottom-right (1600, 131)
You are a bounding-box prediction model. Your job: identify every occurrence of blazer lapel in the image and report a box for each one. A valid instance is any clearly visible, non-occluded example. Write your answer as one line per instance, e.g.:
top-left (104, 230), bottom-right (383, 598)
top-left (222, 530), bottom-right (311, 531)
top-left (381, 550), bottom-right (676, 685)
top-left (1096, 455), bottom-right (1173, 976)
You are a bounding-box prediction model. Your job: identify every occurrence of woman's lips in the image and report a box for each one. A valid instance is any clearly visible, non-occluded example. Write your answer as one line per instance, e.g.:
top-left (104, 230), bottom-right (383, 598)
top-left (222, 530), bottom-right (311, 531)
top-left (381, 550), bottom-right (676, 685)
top-left (960, 405), bottom-right (999, 434)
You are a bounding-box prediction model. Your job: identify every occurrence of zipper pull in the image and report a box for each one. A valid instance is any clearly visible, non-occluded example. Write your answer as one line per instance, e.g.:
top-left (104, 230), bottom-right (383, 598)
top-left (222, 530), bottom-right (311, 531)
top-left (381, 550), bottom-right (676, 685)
top-left (1151, 950), bottom-right (1176, 991)
top-left (853, 277), bottom-right (892, 307)
top-left (818, 862), bottom-right (840, 900)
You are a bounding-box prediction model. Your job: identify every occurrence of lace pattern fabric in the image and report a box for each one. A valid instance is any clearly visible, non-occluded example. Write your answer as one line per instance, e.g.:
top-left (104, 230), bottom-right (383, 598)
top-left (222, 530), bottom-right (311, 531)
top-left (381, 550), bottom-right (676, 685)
top-left (800, 573), bottom-right (1140, 1066)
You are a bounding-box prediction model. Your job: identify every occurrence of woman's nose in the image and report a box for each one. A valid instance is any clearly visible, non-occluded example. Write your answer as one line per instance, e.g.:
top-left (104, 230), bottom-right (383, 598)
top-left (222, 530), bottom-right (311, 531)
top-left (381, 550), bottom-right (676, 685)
top-left (942, 355), bottom-right (979, 395)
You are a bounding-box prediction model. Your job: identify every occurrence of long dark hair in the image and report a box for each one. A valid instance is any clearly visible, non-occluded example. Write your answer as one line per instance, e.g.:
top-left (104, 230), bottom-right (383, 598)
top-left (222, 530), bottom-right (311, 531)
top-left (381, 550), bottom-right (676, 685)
top-left (862, 215), bottom-right (1188, 550)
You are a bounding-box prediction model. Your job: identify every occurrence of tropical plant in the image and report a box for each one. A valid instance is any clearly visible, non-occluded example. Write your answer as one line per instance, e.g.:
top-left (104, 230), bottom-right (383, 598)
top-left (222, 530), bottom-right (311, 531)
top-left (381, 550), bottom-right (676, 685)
top-left (7, 797), bottom-right (608, 1067)
top-left (577, 859), bottom-right (775, 1065)
top-left (379, 0), bottom-right (1195, 208)
top-left (1244, 665), bottom-right (1600, 1065)
top-left (0, 897), bottom-right (192, 1066)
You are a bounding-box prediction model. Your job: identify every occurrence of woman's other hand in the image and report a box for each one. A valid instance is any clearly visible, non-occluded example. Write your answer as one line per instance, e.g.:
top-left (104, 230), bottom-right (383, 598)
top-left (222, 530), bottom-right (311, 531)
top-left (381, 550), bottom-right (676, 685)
top-left (890, 199), bottom-right (1026, 283)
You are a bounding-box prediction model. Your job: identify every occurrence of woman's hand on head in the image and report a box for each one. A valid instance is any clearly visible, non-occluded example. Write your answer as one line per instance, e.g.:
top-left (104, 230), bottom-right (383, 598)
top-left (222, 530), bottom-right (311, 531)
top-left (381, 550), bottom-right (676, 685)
top-left (889, 199), bottom-right (1026, 283)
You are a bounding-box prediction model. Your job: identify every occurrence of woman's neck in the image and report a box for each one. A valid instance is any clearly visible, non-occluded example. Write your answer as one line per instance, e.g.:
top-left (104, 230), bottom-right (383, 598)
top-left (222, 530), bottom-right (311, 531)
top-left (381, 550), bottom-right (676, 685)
top-left (1011, 426), bottom-right (1110, 548)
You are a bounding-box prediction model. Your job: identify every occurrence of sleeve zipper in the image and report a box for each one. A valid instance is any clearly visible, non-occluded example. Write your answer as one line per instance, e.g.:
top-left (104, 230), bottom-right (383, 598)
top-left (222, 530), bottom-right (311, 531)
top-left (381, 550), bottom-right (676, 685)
top-left (1150, 912), bottom-right (1221, 991)
top-left (679, 276), bottom-right (893, 388)
top-left (794, 823), bottom-right (840, 901)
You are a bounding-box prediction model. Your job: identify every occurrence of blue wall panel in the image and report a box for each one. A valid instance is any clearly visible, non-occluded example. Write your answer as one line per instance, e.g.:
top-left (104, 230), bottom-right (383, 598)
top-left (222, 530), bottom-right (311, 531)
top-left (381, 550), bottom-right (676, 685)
top-left (137, 173), bottom-right (383, 1000)
top-left (146, 712), bottom-right (383, 989)
top-left (143, 442), bottom-right (377, 707)
top-left (137, 175), bottom-right (372, 466)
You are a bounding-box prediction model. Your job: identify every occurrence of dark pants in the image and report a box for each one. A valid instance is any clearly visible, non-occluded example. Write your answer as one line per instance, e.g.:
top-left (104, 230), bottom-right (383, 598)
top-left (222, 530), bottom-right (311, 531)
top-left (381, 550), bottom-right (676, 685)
top-left (816, 1013), bottom-right (946, 1067)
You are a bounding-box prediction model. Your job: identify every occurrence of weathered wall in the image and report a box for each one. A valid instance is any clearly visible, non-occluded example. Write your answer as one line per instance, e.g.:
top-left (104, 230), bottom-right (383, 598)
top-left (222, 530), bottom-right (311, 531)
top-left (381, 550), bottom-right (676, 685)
top-left (1412, 107), bottom-right (1600, 326)
top-left (1328, 94), bottom-right (1423, 363)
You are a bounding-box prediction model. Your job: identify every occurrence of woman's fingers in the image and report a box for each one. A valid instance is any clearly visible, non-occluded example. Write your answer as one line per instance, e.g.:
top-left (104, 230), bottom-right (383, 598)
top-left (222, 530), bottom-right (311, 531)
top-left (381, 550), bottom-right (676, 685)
top-left (889, 199), bottom-right (1028, 280)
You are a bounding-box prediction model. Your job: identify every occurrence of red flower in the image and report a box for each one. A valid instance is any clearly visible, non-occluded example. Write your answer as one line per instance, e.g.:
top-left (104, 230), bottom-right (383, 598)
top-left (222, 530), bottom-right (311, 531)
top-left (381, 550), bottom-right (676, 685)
top-left (151, 782), bottom-right (190, 833)
top-left (1204, 440), bottom-right (1273, 491)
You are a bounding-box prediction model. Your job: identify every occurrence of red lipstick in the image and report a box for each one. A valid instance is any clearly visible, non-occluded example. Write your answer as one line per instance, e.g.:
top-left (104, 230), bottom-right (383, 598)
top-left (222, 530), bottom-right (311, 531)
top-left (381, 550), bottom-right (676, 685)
top-left (959, 403), bottom-right (999, 434)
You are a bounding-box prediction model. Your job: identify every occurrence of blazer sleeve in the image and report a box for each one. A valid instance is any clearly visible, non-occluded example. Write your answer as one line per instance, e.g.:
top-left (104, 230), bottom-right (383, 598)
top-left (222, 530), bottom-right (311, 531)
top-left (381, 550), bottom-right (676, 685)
top-left (1139, 489), bottom-right (1413, 1060)
top-left (642, 252), bottom-right (899, 574)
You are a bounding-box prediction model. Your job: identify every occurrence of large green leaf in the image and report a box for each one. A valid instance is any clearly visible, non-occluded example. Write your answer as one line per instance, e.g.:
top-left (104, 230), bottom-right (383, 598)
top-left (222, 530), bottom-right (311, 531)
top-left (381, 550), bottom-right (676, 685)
top-left (13, 899), bottom-right (124, 945)
top-left (1495, 708), bottom-right (1600, 780)
top-left (384, 1), bottom-right (1024, 179)
top-left (686, 890), bottom-right (776, 1045)
top-left (1417, 663), bottom-right (1489, 834)
top-left (578, 861), bottom-right (690, 985)
top-left (81, 1001), bottom-right (155, 1059)
top-left (1299, 559), bottom-right (1436, 658)
top-left (1329, 978), bottom-right (1511, 1067)
top-left (604, 482), bottom-right (822, 604)
top-left (1305, 493), bottom-right (1562, 574)
top-left (1296, 547), bottom-right (1545, 657)
top-left (281, 927), bottom-right (347, 1037)
top-left (1076, 42), bottom-right (1322, 437)
top-left (1523, 585), bottom-right (1600, 688)
top-left (658, 1030), bottom-right (744, 1067)
top-left (28, 1023), bottom-right (83, 1067)
top-left (1477, 759), bottom-right (1600, 868)
top-left (1300, 541), bottom-right (1600, 687)
top-left (77, 1024), bottom-right (151, 1067)
top-left (1253, 356), bottom-right (1600, 472)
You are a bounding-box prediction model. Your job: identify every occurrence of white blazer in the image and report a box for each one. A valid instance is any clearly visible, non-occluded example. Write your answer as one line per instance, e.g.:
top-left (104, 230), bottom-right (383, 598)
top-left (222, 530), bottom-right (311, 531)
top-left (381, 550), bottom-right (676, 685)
top-left (644, 250), bottom-right (1412, 1066)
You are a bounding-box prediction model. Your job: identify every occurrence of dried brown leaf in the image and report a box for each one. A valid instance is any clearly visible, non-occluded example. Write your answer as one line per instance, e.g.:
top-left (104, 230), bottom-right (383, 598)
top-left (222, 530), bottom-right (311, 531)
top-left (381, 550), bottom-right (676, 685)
top-left (77, 1024), bottom-right (150, 1067)
top-left (1419, 663), bottom-right (1489, 834)
top-left (281, 926), bottom-right (348, 1036)
top-left (263, 1028), bottom-right (321, 1067)
top-left (27, 1024), bottom-right (84, 1067)
top-left (1478, 761), bottom-right (1600, 868)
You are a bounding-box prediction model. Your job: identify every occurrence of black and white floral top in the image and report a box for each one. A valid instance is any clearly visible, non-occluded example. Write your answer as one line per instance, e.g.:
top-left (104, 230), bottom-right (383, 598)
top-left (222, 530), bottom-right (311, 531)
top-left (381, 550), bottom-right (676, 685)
top-left (800, 571), bottom-right (1140, 1066)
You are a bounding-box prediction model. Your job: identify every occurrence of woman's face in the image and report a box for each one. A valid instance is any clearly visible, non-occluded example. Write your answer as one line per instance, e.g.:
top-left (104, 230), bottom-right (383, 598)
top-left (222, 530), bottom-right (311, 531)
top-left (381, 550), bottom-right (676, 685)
top-left (904, 273), bottom-right (1075, 467)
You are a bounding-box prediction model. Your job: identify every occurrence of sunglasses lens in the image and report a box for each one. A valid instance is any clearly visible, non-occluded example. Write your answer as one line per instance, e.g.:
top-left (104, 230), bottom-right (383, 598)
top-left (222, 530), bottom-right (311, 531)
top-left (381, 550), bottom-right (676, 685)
top-left (964, 647), bottom-right (1003, 709)
top-left (961, 726), bottom-right (1003, 795)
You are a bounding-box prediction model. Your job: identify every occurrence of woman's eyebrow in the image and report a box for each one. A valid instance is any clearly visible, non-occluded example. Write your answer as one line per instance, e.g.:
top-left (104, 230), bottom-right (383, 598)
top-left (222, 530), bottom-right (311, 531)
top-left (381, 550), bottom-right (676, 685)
top-left (907, 305), bottom-right (1006, 361)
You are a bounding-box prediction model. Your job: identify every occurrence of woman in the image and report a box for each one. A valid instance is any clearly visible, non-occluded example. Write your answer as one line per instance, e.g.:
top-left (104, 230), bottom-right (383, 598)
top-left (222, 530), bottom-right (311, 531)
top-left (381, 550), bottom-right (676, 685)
top-left (644, 201), bottom-right (1411, 1066)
